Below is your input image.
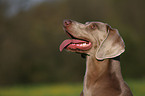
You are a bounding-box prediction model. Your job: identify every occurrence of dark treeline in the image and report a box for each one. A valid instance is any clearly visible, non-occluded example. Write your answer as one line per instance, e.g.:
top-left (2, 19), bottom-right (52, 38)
top-left (0, 0), bottom-right (145, 85)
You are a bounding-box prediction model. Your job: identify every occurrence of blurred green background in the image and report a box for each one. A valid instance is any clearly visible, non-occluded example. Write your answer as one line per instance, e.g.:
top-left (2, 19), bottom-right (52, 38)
top-left (0, 0), bottom-right (145, 96)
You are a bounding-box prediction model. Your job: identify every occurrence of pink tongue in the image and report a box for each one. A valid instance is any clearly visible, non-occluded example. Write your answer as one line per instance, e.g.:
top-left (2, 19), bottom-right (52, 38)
top-left (59, 39), bottom-right (86, 52)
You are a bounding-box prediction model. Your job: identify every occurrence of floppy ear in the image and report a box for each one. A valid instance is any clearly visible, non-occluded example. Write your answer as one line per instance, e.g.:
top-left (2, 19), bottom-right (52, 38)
top-left (96, 25), bottom-right (125, 60)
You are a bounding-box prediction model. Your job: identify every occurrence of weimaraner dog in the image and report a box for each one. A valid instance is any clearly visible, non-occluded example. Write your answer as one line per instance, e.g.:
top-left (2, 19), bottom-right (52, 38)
top-left (59, 19), bottom-right (133, 96)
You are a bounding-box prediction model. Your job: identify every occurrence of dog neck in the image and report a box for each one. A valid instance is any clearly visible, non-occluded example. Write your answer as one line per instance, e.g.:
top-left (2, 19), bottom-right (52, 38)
top-left (83, 55), bottom-right (124, 95)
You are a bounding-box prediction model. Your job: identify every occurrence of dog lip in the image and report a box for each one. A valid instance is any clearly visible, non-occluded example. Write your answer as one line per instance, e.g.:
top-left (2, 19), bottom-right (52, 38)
top-left (65, 29), bottom-right (75, 38)
top-left (60, 27), bottom-right (92, 52)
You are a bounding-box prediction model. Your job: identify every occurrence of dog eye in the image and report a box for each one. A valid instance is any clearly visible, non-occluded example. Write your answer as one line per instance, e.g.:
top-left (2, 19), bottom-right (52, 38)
top-left (90, 23), bottom-right (98, 30)
top-left (85, 22), bottom-right (90, 24)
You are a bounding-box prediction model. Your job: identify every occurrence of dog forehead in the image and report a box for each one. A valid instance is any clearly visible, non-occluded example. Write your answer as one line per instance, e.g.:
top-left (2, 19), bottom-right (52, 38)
top-left (85, 21), bottom-right (105, 25)
top-left (85, 21), bottom-right (107, 29)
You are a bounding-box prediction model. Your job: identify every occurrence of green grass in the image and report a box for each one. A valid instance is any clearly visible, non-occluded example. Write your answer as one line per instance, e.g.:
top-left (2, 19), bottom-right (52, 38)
top-left (127, 79), bottom-right (145, 96)
top-left (0, 83), bottom-right (83, 96)
top-left (0, 79), bottom-right (145, 96)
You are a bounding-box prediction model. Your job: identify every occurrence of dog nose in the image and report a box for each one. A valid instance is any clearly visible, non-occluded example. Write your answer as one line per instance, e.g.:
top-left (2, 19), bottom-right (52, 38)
top-left (63, 19), bottom-right (72, 26)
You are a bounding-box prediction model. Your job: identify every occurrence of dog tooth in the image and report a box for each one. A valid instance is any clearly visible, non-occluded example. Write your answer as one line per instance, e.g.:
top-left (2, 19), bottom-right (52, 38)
top-left (83, 43), bottom-right (87, 46)
top-left (72, 43), bottom-right (75, 45)
top-left (80, 44), bottom-right (83, 46)
top-left (76, 44), bottom-right (80, 46)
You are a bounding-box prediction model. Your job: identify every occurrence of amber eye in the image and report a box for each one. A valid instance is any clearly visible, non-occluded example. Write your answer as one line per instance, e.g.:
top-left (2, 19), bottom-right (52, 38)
top-left (90, 23), bottom-right (98, 30)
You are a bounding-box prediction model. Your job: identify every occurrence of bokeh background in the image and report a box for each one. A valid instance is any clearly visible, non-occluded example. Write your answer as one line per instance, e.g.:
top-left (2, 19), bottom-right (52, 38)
top-left (0, 0), bottom-right (145, 96)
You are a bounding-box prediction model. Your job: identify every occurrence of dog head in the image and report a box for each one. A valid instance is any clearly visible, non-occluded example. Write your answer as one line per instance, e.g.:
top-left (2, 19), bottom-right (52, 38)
top-left (60, 20), bottom-right (125, 60)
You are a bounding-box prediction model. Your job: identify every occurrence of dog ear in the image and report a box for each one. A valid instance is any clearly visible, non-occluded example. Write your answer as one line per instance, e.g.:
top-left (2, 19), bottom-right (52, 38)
top-left (96, 25), bottom-right (125, 60)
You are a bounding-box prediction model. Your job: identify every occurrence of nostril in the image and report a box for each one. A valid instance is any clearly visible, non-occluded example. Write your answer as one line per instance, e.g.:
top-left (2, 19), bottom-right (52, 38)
top-left (64, 20), bottom-right (72, 26)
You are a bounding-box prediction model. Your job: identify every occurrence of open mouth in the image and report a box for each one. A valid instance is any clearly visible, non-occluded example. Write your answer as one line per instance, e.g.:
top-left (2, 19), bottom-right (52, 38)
top-left (59, 29), bottom-right (92, 52)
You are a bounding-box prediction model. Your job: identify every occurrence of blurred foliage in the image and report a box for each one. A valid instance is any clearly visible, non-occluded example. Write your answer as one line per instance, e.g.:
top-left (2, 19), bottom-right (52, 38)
top-left (0, 0), bottom-right (145, 85)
